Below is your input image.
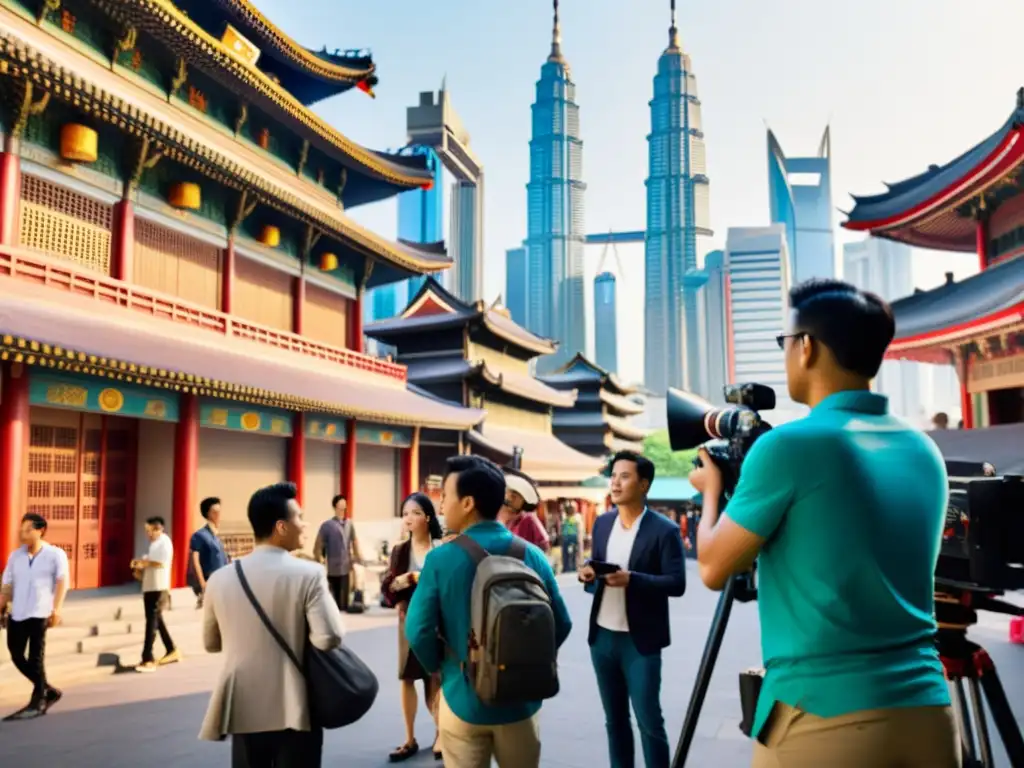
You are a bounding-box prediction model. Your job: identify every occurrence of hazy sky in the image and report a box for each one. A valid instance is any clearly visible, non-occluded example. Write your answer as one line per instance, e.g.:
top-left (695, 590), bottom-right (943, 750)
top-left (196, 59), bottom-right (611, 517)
top-left (259, 0), bottom-right (1023, 380)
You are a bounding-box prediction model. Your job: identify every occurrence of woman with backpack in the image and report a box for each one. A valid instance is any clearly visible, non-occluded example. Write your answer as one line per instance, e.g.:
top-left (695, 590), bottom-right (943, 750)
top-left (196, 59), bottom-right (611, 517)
top-left (381, 493), bottom-right (444, 762)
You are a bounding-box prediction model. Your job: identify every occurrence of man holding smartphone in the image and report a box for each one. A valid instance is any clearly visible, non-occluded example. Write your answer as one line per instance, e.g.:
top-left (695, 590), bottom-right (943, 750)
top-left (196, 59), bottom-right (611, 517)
top-left (580, 451), bottom-right (686, 768)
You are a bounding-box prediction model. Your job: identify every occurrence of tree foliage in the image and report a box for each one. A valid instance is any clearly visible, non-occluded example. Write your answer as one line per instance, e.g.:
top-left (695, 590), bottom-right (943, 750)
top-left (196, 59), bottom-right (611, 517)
top-left (643, 429), bottom-right (697, 478)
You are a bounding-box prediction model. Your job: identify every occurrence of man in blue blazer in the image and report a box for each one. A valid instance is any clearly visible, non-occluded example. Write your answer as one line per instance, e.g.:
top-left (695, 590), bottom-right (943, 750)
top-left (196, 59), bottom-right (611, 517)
top-left (580, 450), bottom-right (686, 768)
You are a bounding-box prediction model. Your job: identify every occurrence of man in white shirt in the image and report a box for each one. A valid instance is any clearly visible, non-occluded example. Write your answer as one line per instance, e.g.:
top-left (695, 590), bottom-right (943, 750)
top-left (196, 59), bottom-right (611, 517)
top-left (579, 451), bottom-right (686, 768)
top-left (0, 513), bottom-right (69, 720)
top-left (131, 516), bottom-right (179, 672)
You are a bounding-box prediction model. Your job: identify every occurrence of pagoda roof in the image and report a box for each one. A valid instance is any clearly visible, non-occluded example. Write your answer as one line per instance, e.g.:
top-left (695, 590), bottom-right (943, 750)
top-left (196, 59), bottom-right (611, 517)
top-left (466, 424), bottom-right (603, 483)
top-left (112, 1), bottom-right (434, 207)
top-left (172, 0), bottom-right (376, 105)
top-left (540, 353), bottom-right (639, 396)
top-left (886, 256), bottom-right (1024, 363)
top-left (365, 279), bottom-right (558, 357)
top-left (598, 387), bottom-right (645, 416)
top-left (0, 271), bottom-right (483, 430)
top-left (844, 89), bottom-right (1024, 251)
top-left (405, 358), bottom-right (576, 409)
top-left (0, 27), bottom-right (448, 285)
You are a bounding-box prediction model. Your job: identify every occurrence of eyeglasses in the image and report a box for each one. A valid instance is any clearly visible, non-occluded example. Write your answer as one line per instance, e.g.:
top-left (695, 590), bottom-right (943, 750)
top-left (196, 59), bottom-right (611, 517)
top-left (775, 332), bottom-right (809, 350)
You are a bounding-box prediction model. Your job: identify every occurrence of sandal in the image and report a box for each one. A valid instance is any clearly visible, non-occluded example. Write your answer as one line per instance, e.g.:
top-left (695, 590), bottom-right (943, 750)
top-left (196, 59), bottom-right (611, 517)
top-left (389, 741), bottom-right (419, 763)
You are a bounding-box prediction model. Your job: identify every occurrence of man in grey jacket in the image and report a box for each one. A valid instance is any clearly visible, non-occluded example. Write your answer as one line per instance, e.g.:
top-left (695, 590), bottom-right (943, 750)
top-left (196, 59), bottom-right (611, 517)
top-left (199, 482), bottom-right (345, 767)
top-left (313, 494), bottom-right (363, 612)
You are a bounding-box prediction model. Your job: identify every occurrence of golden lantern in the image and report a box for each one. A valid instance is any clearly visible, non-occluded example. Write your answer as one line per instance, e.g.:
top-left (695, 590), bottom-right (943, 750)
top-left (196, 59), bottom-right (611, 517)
top-left (319, 252), bottom-right (338, 271)
top-left (60, 124), bottom-right (98, 163)
top-left (169, 182), bottom-right (201, 210)
top-left (259, 225), bottom-right (281, 247)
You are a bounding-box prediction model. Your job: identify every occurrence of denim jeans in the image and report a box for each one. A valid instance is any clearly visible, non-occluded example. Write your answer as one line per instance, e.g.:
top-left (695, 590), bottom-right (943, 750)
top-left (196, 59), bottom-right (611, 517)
top-left (590, 627), bottom-right (669, 768)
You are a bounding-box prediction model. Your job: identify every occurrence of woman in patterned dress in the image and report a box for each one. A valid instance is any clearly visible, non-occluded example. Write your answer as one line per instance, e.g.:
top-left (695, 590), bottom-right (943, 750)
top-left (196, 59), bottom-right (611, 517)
top-left (381, 492), bottom-right (443, 762)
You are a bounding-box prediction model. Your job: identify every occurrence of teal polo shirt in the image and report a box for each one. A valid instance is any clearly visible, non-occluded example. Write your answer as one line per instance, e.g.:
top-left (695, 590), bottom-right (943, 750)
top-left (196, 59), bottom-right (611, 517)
top-left (404, 520), bottom-right (572, 726)
top-left (725, 391), bottom-right (950, 739)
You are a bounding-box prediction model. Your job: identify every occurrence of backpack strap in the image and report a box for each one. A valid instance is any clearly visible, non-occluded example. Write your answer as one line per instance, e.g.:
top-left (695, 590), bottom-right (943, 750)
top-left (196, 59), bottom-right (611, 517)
top-left (506, 537), bottom-right (527, 561)
top-left (453, 534), bottom-right (488, 565)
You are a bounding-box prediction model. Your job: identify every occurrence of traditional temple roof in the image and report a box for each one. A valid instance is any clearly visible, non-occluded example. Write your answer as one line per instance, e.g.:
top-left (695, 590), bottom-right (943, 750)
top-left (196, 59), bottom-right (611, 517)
top-left (886, 257), bottom-right (1024, 362)
top-left (540, 353), bottom-right (639, 396)
top-left (106, 1), bottom-right (433, 206)
top-left (0, 271), bottom-right (482, 430)
top-left (0, 27), bottom-right (447, 284)
top-left (365, 279), bottom-right (558, 358)
top-left (171, 0), bottom-right (375, 104)
top-left (404, 358), bottom-right (576, 409)
top-left (844, 89), bottom-right (1024, 251)
top-left (466, 424), bottom-right (603, 483)
top-left (598, 387), bottom-right (644, 416)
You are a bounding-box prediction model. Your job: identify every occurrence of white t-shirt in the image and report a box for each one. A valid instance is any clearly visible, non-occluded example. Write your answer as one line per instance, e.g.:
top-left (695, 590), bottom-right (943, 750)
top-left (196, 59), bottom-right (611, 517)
top-left (142, 533), bottom-right (173, 593)
top-left (1, 542), bottom-right (69, 621)
top-left (596, 509), bottom-right (647, 633)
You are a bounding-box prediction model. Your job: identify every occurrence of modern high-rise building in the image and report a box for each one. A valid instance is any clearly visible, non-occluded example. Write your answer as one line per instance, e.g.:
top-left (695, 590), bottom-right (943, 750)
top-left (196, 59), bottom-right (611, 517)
top-left (525, 0), bottom-right (587, 372)
top-left (593, 271), bottom-right (618, 374)
top-left (449, 180), bottom-right (484, 301)
top-left (505, 246), bottom-right (527, 327)
top-left (368, 146), bottom-right (444, 325)
top-left (724, 226), bottom-right (801, 419)
top-left (644, 0), bottom-right (713, 395)
top-left (767, 128), bottom-right (835, 284)
top-left (842, 237), bottom-right (922, 421)
top-left (698, 249), bottom-right (732, 404)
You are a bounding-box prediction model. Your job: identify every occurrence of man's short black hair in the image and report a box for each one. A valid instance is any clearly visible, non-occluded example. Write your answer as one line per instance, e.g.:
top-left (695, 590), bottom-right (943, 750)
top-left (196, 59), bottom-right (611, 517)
top-left (609, 451), bottom-right (656, 486)
top-left (443, 455), bottom-right (506, 520)
top-left (249, 482), bottom-right (298, 540)
top-left (145, 516), bottom-right (165, 528)
top-left (331, 494), bottom-right (347, 509)
top-left (21, 513), bottom-right (47, 532)
top-left (789, 278), bottom-right (895, 379)
top-left (199, 497), bottom-right (220, 519)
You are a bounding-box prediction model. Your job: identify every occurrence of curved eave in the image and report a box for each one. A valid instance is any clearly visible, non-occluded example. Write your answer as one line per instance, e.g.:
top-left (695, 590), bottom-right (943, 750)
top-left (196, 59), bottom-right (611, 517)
top-left (106, 1), bottom-right (432, 192)
top-left (886, 303), bottom-right (1024, 362)
top-left (844, 102), bottom-right (1024, 243)
top-left (469, 363), bottom-right (576, 409)
top-left (606, 415), bottom-right (649, 442)
top-left (481, 313), bottom-right (558, 357)
top-left (0, 31), bottom-right (441, 275)
top-left (598, 388), bottom-right (644, 416)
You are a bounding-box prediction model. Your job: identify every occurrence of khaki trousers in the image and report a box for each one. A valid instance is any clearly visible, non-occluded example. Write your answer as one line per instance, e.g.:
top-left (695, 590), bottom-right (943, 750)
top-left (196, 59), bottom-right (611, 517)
top-left (438, 692), bottom-right (541, 768)
top-left (752, 702), bottom-right (960, 768)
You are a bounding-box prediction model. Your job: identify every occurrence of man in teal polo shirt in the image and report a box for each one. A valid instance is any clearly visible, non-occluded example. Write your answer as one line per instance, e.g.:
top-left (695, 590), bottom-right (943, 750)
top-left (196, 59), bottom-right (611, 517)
top-left (405, 455), bottom-right (572, 767)
top-left (689, 279), bottom-right (958, 767)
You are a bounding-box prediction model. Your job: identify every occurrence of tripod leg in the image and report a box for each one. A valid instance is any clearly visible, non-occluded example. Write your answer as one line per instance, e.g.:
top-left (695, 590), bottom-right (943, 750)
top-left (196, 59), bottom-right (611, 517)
top-left (952, 678), bottom-right (978, 762)
top-left (671, 577), bottom-right (738, 768)
top-left (967, 678), bottom-right (994, 768)
top-left (976, 659), bottom-right (1024, 767)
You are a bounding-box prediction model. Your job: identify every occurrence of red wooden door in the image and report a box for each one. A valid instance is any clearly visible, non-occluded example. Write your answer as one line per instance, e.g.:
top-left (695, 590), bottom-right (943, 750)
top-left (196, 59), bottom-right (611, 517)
top-left (25, 408), bottom-right (80, 584)
top-left (101, 418), bottom-right (135, 586)
top-left (75, 414), bottom-right (103, 590)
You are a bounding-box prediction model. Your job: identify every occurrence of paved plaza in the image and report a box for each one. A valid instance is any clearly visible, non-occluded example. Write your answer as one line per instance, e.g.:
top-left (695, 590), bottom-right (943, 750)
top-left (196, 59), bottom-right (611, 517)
top-left (0, 562), bottom-right (1021, 767)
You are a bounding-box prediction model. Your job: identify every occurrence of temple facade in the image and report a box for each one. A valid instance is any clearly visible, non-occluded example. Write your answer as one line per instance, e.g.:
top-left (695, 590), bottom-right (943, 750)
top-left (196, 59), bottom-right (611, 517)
top-left (540, 355), bottom-right (647, 459)
top-left (845, 88), bottom-right (1024, 428)
top-left (364, 279), bottom-right (606, 517)
top-left (0, 0), bottom-right (482, 589)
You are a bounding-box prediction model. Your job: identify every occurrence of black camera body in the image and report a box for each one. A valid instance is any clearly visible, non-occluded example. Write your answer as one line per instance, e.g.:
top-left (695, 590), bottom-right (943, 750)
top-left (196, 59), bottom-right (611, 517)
top-left (666, 383), bottom-right (776, 496)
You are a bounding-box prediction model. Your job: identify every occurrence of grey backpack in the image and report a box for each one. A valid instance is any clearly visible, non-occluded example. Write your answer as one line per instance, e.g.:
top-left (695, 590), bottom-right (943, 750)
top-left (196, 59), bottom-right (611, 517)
top-left (454, 535), bottom-right (560, 705)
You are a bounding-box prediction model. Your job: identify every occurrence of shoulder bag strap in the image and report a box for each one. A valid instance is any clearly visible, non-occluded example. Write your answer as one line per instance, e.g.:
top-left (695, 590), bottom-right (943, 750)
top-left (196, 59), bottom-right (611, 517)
top-left (234, 561), bottom-right (303, 674)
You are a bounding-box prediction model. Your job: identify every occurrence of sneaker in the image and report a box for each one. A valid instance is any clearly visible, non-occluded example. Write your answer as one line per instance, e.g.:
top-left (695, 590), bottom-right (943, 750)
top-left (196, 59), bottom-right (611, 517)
top-left (135, 661), bottom-right (157, 673)
top-left (43, 688), bottom-right (62, 711)
top-left (2, 704), bottom-right (45, 721)
top-left (158, 649), bottom-right (182, 666)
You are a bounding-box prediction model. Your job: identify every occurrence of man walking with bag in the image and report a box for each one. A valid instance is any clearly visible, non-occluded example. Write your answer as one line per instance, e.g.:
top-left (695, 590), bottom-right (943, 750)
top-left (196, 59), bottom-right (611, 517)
top-left (199, 482), bottom-right (346, 767)
top-left (405, 455), bottom-right (572, 767)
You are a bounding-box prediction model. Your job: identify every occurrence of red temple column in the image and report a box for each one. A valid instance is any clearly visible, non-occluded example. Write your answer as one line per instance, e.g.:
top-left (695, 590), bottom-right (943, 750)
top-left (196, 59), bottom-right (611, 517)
top-left (221, 239), bottom-right (236, 315)
top-left (976, 218), bottom-right (988, 272)
top-left (401, 427), bottom-right (421, 499)
top-left (0, 139), bottom-right (22, 246)
top-left (292, 275), bottom-right (305, 336)
top-left (960, 385), bottom-right (975, 430)
top-left (171, 393), bottom-right (199, 588)
top-left (0, 362), bottom-right (29, 568)
top-left (349, 289), bottom-right (364, 353)
top-left (342, 419), bottom-right (357, 516)
top-left (289, 413), bottom-right (306, 507)
top-left (111, 199), bottom-right (134, 282)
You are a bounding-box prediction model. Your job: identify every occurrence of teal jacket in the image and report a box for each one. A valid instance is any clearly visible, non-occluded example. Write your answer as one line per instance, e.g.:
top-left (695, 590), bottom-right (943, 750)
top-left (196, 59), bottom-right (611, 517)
top-left (404, 520), bottom-right (572, 725)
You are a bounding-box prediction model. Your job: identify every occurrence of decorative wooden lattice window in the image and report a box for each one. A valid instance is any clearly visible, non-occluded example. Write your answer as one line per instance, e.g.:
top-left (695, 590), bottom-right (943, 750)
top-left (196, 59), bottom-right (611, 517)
top-left (19, 175), bottom-right (113, 274)
top-left (134, 218), bottom-right (221, 309)
top-left (222, 532), bottom-right (255, 559)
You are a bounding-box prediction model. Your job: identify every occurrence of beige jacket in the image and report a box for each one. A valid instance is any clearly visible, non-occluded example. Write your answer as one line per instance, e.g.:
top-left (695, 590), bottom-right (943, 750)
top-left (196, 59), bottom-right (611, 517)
top-left (198, 545), bottom-right (345, 741)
